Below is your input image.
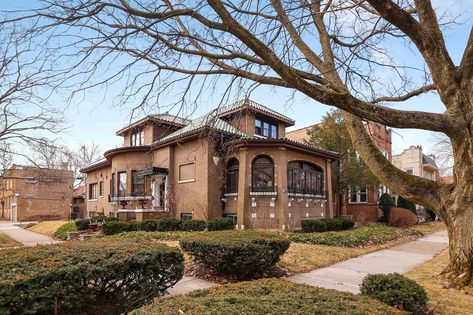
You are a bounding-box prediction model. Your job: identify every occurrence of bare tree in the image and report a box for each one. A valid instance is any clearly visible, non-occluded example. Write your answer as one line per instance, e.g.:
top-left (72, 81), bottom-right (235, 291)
top-left (0, 23), bottom-right (66, 164)
top-left (432, 134), bottom-right (454, 176)
top-left (66, 142), bottom-right (102, 187)
top-left (4, 0), bottom-right (473, 288)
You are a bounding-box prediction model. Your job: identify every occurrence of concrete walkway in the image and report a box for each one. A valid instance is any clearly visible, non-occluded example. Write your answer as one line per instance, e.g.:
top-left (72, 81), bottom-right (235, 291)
top-left (288, 230), bottom-right (448, 294)
top-left (0, 221), bottom-right (60, 246)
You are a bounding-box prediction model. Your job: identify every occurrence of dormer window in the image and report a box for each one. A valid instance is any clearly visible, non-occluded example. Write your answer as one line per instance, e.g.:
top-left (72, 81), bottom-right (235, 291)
top-left (131, 129), bottom-right (144, 146)
top-left (255, 118), bottom-right (277, 139)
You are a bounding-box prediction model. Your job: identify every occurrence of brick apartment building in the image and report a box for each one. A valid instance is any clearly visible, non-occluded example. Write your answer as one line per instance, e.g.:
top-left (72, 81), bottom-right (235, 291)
top-left (287, 121), bottom-right (392, 222)
top-left (81, 99), bottom-right (339, 230)
top-left (0, 164), bottom-right (74, 221)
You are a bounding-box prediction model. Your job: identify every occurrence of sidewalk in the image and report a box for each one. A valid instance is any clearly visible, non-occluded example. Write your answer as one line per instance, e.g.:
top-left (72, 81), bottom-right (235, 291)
top-left (0, 221), bottom-right (60, 246)
top-left (288, 230), bottom-right (448, 293)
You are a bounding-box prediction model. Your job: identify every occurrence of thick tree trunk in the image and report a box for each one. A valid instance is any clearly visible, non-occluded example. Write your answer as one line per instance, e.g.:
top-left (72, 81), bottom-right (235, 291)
top-left (440, 133), bottom-right (473, 288)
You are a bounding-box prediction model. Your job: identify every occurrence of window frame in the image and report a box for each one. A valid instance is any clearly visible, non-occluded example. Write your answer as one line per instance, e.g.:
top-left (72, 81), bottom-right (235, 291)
top-left (251, 155), bottom-right (275, 193)
top-left (254, 117), bottom-right (278, 139)
top-left (117, 171), bottom-right (127, 197)
top-left (131, 129), bottom-right (145, 146)
top-left (99, 181), bottom-right (104, 197)
top-left (132, 170), bottom-right (145, 196)
top-left (180, 213), bottom-right (193, 221)
top-left (225, 158), bottom-right (239, 194)
top-left (348, 186), bottom-right (368, 204)
top-left (287, 161), bottom-right (324, 195)
top-left (89, 183), bottom-right (98, 200)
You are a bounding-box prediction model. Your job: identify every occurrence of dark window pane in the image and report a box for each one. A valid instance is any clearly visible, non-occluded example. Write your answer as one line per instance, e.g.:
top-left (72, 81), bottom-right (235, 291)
top-left (287, 161), bottom-right (324, 195)
top-left (263, 122), bottom-right (270, 137)
top-left (252, 156), bottom-right (274, 192)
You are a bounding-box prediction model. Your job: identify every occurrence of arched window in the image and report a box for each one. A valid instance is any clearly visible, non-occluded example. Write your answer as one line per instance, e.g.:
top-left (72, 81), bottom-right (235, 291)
top-left (287, 161), bottom-right (324, 195)
top-left (252, 155), bottom-right (274, 192)
top-left (225, 158), bottom-right (239, 194)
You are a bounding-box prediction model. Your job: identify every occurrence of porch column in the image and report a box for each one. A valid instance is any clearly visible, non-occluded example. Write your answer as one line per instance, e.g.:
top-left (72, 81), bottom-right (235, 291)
top-left (236, 148), bottom-right (249, 229)
top-left (325, 159), bottom-right (334, 218)
top-left (276, 147), bottom-right (288, 230)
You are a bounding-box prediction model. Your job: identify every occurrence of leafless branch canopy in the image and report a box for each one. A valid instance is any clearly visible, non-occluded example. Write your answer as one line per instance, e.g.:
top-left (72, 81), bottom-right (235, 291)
top-left (2, 0), bottom-right (471, 209)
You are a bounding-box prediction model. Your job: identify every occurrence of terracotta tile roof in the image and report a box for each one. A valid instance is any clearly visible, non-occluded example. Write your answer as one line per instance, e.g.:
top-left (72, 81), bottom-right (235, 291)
top-left (116, 114), bottom-right (191, 136)
top-left (153, 113), bottom-right (249, 146)
top-left (73, 186), bottom-right (85, 197)
top-left (217, 99), bottom-right (295, 126)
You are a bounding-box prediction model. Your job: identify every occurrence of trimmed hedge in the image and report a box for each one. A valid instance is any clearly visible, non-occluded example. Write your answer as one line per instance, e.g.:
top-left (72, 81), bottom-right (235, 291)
top-left (156, 218), bottom-right (182, 231)
top-left (91, 215), bottom-right (118, 223)
top-left (140, 220), bottom-right (158, 232)
top-left (53, 222), bottom-right (77, 240)
top-left (0, 239), bottom-right (184, 315)
top-left (290, 224), bottom-right (422, 247)
top-left (207, 217), bottom-right (234, 231)
top-left (102, 221), bottom-right (139, 235)
top-left (132, 279), bottom-right (402, 315)
top-left (301, 217), bottom-right (355, 233)
top-left (180, 231), bottom-right (290, 278)
top-left (75, 218), bottom-right (90, 231)
top-left (182, 220), bottom-right (207, 231)
top-left (361, 273), bottom-right (428, 312)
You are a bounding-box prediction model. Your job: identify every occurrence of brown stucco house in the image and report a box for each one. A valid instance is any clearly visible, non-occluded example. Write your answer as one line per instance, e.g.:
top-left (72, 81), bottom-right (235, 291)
top-left (0, 164), bottom-right (73, 221)
top-left (80, 99), bottom-right (339, 230)
top-left (287, 121), bottom-right (392, 223)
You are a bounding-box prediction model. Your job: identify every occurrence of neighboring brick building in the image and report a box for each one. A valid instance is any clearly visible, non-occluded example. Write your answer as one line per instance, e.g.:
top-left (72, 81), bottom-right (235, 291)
top-left (81, 99), bottom-right (339, 230)
top-left (71, 186), bottom-right (86, 219)
top-left (0, 164), bottom-right (73, 221)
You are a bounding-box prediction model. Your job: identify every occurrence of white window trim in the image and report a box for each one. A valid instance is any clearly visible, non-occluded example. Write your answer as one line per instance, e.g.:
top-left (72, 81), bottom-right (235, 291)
top-left (348, 187), bottom-right (368, 204)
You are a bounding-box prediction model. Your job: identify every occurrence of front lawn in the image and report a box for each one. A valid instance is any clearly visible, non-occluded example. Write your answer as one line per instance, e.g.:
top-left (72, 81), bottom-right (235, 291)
top-left (112, 224), bottom-right (446, 275)
top-left (131, 278), bottom-right (403, 315)
top-left (405, 250), bottom-right (473, 315)
top-left (0, 232), bottom-right (21, 248)
top-left (28, 220), bottom-right (70, 236)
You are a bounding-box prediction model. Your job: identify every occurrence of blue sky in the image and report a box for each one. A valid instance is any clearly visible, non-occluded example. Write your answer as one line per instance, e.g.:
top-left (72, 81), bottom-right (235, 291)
top-left (3, 0), bottom-right (472, 161)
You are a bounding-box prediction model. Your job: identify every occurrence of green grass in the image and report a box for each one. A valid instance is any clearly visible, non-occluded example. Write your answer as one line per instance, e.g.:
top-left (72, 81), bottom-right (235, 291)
top-left (288, 224), bottom-right (422, 247)
top-left (132, 278), bottom-right (404, 315)
top-left (0, 232), bottom-right (21, 248)
top-left (52, 222), bottom-right (77, 240)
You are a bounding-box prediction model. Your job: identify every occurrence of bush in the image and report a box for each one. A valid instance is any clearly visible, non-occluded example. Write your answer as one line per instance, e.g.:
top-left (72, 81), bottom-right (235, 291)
top-left (389, 208), bottom-right (417, 227)
top-left (361, 273), bottom-right (428, 312)
top-left (102, 221), bottom-right (139, 235)
top-left (132, 278), bottom-right (401, 315)
top-left (75, 218), bottom-right (90, 231)
top-left (289, 224), bottom-right (422, 247)
top-left (324, 218), bottom-right (344, 231)
top-left (301, 218), bottom-right (354, 232)
top-left (0, 239), bottom-right (184, 315)
top-left (156, 218), bottom-right (182, 231)
top-left (182, 220), bottom-right (207, 231)
top-left (339, 217), bottom-right (356, 229)
top-left (180, 231), bottom-right (290, 278)
top-left (397, 196), bottom-right (417, 214)
top-left (91, 215), bottom-right (118, 223)
top-left (53, 222), bottom-right (77, 240)
top-left (207, 217), bottom-right (234, 231)
top-left (140, 220), bottom-right (158, 232)
top-left (379, 193), bottom-right (395, 223)
top-left (425, 209), bottom-right (437, 221)
top-left (301, 219), bottom-right (327, 232)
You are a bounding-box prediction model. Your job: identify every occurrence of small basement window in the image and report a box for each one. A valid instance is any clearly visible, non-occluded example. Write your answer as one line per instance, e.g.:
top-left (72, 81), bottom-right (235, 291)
top-left (180, 213), bottom-right (193, 221)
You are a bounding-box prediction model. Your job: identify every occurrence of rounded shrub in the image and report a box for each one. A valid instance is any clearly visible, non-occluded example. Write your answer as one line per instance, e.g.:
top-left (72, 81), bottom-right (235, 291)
top-left (180, 231), bottom-right (290, 278)
top-left (102, 221), bottom-right (139, 235)
top-left (75, 218), bottom-right (90, 231)
top-left (182, 220), bottom-right (207, 231)
top-left (133, 279), bottom-right (402, 315)
top-left (53, 222), bottom-right (77, 240)
top-left (301, 219), bottom-right (327, 232)
top-left (156, 218), bottom-right (182, 231)
top-left (207, 217), bottom-right (234, 231)
top-left (0, 239), bottom-right (184, 315)
top-left (379, 193), bottom-right (395, 223)
top-left (360, 273), bottom-right (427, 312)
top-left (338, 217), bottom-right (356, 229)
top-left (140, 220), bottom-right (158, 232)
top-left (323, 218), bottom-right (344, 231)
top-left (91, 215), bottom-right (118, 223)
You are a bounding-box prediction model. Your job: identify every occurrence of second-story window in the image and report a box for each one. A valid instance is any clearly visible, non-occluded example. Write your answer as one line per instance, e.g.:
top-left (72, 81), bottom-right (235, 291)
top-left (118, 171), bottom-right (127, 196)
top-left (255, 118), bottom-right (278, 139)
top-left (131, 129), bottom-right (144, 146)
top-left (89, 183), bottom-right (97, 199)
